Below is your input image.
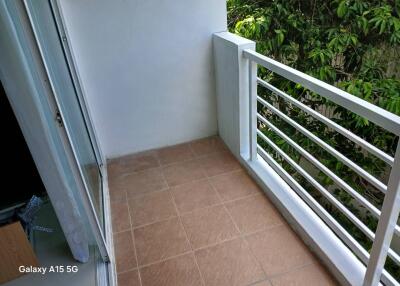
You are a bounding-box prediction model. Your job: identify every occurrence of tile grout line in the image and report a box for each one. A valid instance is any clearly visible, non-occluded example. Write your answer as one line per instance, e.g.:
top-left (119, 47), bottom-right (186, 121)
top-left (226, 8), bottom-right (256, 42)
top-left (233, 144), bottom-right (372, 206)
top-left (125, 187), bottom-right (143, 286)
top-left (114, 167), bottom-right (282, 234)
top-left (123, 213), bottom-right (178, 232)
top-left (107, 150), bottom-right (162, 179)
top-left (115, 156), bottom-right (278, 282)
top-left (159, 157), bottom-right (207, 286)
top-left (243, 234), bottom-right (271, 285)
top-left (239, 220), bottom-right (316, 284)
top-left (205, 176), bottom-right (240, 233)
top-left (207, 175), bottom-right (273, 284)
top-left (209, 178), bottom-right (283, 285)
top-left (112, 248), bottom-right (194, 275)
top-left (111, 149), bottom-right (240, 180)
top-left (171, 182), bottom-right (262, 214)
top-left (174, 198), bottom-right (223, 217)
top-left (137, 250), bottom-right (194, 269)
top-left (116, 267), bottom-right (138, 276)
top-left (110, 139), bottom-right (328, 285)
top-left (111, 151), bottom-right (198, 178)
top-left (135, 151), bottom-right (279, 280)
top-left (108, 137), bottom-right (234, 182)
top-left (246, 278), bottom-right (272, 286)
top-left (112, 167), bottom-right (246, 205)
top-left (184, 144), bottom-right (208, 286)
top-left (168, 142), bottom-right (207, 285)
top-left (112, 227), bottom-right (131, 235)
top-left (187, 141), bottom-right (198, 158)
top-left (157, 149), bottom-right (196, 167)
top-left (160, 147), bottom-right (208, 190)
top-left (190, 233), bottom-right (243, 252)
top-left (122, 244), bottom-right (316, 282)
top-left (118, 184), bottom-right (262, 232)
top-left (113, 181), bottom-right (262, 236)
top-left (173, 202), bottom-right (207, 286)
top-left (206, 176), bottom-right (264, 284)
top-left (119, 148), bottom-right (171, 282)
top-left (125, 187), bottom-right (169, 202)
top-left (126, 187), bottom-right (170, 201)
top-left (265, 260), bottom-right (316, 281)
top-left (115, 141), bottom-right (307, 284)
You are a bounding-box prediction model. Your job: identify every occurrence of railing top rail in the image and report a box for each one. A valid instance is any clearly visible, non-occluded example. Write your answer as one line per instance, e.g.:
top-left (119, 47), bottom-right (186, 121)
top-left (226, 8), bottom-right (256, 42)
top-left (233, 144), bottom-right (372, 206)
top-left (257, 77), bottom-right (395, 166)
top-left (243, 49), bottom-right (400, 136)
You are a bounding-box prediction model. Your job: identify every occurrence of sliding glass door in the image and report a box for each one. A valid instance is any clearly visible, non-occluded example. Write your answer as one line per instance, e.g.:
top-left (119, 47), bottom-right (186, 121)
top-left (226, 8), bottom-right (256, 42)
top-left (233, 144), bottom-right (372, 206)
top-left (23, 0), bottom-right (109, 261)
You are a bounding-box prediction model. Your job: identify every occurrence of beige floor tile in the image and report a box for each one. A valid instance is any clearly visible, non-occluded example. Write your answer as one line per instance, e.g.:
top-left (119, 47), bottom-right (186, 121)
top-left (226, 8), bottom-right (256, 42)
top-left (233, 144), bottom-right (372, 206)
top-left (117, 269), bottom-right (141, 286)
top-left (190, 136), bottom-right (227, 156)
top-left (123, 167), bottom-right (168, 198)
top-left (140, 253), bottom-right (203, 286)
top-left (270, 264), bottom-right (337, 286)
top-left (162, 159), bottom-right (206, 187)
top-left (246, 225), bottom-right (314, 277)
top-left (109, 137), bottom-right (335, 286)
top-left (114, 230), bottom-right (137, 273)
top-left (128, 191), bottom-right (177, 227)
top-left (111, 200), bottom-right (131, 233)
top-left (157, 143), bottom-right (195, 165)
top-left (181, 205), bottom-right (239, 249)
top-left (134, 218), bottom-right (191, 266)
top-left (107, 161), bottom-right (123, 179)
top-left (198, 151), bottom-right (241, 177)
top-left (108, 178), bottom-right (127, 202)
top-left (225, 194), bottom-right (283, 234)
top-left (210, 170), bottom-right (261, 201)
top-left (195, 238), bottom-right (265, 286)
top-left (170, 179), bottom-right (221, 213)
top-left (109, 151), bottom-right (160, 175)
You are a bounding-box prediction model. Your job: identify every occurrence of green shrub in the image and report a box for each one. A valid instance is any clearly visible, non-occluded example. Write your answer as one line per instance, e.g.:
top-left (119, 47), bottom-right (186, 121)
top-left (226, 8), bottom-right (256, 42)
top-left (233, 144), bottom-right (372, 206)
top-left (228, 0), bottom-right (400, 280)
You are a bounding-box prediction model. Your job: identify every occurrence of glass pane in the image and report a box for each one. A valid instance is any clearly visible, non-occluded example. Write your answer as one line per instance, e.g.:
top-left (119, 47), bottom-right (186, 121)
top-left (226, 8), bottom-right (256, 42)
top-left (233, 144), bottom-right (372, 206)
top-left (26, 0), bottom-right (104, 231)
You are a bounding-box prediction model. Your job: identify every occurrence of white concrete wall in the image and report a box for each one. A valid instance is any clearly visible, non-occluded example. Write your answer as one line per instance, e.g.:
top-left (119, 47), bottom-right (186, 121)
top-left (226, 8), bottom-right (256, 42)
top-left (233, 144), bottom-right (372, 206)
top-left (213, 32), bottom-right (255, 159)
top-left (58, 0), bottom-right (227, 158)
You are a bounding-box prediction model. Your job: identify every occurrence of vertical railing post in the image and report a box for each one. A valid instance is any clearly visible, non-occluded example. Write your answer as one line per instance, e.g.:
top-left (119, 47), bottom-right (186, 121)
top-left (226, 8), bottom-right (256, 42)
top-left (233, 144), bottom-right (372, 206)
top-left (363, 141), bottom-right (400, 286)
top-left (213, 32), bottom-right (255, 158)
top-left (249, 59), bottom-right (257, 161)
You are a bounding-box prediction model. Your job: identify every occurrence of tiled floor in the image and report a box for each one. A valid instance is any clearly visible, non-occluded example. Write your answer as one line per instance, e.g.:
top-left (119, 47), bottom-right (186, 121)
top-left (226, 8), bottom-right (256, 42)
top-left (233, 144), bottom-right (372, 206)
top-left (108, 136), bottom-right (338, 286)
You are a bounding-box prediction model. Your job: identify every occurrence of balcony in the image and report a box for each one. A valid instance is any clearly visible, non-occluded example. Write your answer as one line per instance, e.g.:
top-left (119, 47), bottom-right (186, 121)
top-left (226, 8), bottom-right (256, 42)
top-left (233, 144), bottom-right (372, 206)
top-left (98, 29), bottom-right (400, 286)
top-left (108, 137), bottom-right (336, 286)
top-left (211, 32), bottom-right (400, 286)
top-left (1, 1), bottom-right (400, 286)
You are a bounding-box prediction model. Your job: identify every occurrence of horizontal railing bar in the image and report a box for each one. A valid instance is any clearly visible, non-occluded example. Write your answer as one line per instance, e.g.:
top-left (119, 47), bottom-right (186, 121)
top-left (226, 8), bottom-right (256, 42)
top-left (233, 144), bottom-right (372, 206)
top-left (389, 249), bottom-right (400, 268)
top-left (257, 147), bottom-right (399, 286)
top-left (257, 113), bottom-right (400, 237)
top-left (243, 49), bottom-right (400, 136)
top-left (257, 77), bottom-right (394, 166)
top-left (257, 130), bottom-right (400, 265)
top-left (382, 272), bottom-right (400, 286)
top-left (257, 96), bottom-right (387, 194)
top-left (257, 130), bottom-right (375, 239)
top-left (257, 145), bottom-right (370, 262)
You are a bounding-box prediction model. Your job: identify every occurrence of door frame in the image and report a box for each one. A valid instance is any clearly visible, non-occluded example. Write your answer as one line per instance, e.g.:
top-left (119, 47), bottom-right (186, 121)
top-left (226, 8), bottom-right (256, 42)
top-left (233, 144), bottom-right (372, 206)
top-left (0, 1), bottom-right (115, 285)
top-left (22, 0), bottom-right (110, 263)
top-left (0, 0), bottom-right (91, 263)
top-left (41, 3), bottom-right (117, 277)
top-left (49, 0), bottom-right (105, 171)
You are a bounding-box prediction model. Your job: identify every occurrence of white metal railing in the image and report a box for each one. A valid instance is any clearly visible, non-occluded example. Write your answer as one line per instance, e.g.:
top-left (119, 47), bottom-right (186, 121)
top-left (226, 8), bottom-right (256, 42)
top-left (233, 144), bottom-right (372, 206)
top-left (243, 48), bottom-right (400, 286)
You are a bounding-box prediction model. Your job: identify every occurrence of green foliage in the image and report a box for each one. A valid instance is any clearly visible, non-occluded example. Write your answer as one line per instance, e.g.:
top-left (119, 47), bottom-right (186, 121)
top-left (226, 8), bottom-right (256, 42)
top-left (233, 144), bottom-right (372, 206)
top-left (228, 0), bottom-right (400, 280)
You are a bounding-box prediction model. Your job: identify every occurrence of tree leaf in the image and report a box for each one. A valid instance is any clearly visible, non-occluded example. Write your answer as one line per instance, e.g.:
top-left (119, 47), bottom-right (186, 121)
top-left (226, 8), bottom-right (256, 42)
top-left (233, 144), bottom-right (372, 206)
top-left (337, 1), bottom-right (347, 18)
top-left (379, 20), bottom-right (386, 34)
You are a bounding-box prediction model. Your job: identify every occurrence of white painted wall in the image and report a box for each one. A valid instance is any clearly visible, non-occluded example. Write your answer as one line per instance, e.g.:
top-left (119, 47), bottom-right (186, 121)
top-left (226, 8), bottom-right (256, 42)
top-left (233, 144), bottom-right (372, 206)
top-left (58, 0), bottom-right (227, 158)
top-left (213, 32), bottom-right (255, 159)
